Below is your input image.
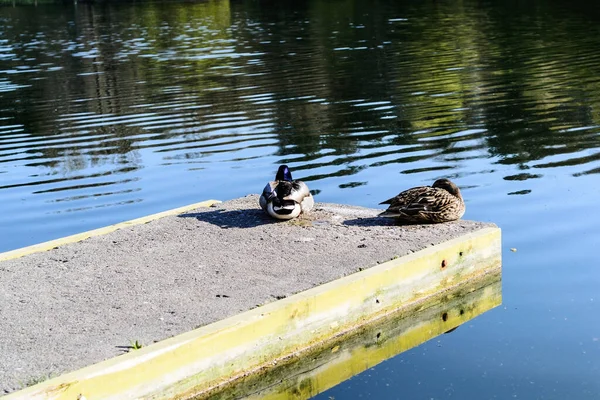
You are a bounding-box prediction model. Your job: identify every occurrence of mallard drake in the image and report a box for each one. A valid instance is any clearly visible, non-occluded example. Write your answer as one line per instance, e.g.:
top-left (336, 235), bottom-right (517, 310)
top-left (259, 165), bottom-right (314, 220)
top-left (378, 178), bottom-right (465, 223)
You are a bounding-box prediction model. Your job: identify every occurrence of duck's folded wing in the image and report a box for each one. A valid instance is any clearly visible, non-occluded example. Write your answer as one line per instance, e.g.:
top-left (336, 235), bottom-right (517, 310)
top-left (380, 186), bottom-right (429, 206)
top-left (283, 180), bottom-right (311, 203)
top-left (400, 195), bottom-right (438, 215)
top-left (262, 181), bottom-right (277, 199)
top-left (260, 181), bottom-right (277, 211)
top-left (397, 190), bottom-right (454, 215)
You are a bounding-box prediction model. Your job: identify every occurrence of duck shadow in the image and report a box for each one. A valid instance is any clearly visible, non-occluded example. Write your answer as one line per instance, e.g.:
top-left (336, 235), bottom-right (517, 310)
top-left (179, 208), bottom-right (277, 229)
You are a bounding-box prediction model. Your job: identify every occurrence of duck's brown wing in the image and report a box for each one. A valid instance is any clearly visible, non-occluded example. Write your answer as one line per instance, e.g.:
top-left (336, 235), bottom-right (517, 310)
top-left (381, 187), bottom-right (457, 219)
top-left (399, 189), bottom-right (453, 215)
top-left (379, 186), bottom-right (431, 207)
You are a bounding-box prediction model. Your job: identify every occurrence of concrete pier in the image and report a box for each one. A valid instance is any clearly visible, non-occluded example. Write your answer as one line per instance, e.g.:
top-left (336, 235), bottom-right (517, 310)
top-left (0, 195), bottom-right (501, 398)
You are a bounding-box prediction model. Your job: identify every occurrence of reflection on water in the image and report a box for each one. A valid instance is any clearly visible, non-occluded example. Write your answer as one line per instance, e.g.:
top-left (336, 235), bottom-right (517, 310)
top-left (1, 0), bottom-right (600, 398)
top-left (1, 0), bottom-right (600, 252)
top-left (205, 272), bottom-right (501, 400)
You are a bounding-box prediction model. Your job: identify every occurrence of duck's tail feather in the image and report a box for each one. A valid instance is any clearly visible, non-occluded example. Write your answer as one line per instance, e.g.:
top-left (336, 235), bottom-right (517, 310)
top-left (378, 210), bottom-right (401, 217)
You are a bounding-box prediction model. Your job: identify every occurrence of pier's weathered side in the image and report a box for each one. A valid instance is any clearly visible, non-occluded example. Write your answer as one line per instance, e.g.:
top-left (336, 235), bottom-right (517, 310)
top-left (1, 195), bottom-right (501, 399)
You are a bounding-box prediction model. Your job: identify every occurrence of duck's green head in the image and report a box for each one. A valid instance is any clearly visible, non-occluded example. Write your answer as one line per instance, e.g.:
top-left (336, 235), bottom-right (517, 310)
top-left (433, 178), bottom-right (461, 197)
top-left (276, 165), bottom-right (293, 181)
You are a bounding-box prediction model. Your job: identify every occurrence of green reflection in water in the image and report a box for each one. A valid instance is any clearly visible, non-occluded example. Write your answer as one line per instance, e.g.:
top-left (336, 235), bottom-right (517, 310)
top-left (2, 0), bottom-right (599, 180)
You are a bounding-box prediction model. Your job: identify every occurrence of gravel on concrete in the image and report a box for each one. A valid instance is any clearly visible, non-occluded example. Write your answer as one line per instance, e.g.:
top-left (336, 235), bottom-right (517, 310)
top-left (0, 195), bottom-right (494, 393)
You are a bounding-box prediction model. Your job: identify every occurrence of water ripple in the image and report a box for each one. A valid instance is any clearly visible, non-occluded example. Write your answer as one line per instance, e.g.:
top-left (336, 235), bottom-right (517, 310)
top-left (0, 0), bottom-right (598, 255)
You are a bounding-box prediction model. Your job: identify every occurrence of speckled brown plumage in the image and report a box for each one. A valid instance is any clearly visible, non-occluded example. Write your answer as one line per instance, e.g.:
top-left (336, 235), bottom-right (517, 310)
top-left (378, 178), bottom-right (465, 223)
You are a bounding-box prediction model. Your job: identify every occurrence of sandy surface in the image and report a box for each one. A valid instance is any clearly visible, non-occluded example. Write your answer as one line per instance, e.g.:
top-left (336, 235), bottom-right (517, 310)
top-left (0, 195), bottom-right (493, 393)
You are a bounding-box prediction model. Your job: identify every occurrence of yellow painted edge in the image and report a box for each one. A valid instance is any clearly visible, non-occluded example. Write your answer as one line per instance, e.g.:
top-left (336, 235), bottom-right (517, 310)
top-left (252, 278), bottom-right (502, 400)
top-left (4, 226), bottom-right (501, 400)
top-left (303, 281), bottom-right (502, 399)
top-left (154, 227), bottom-right (502, 400)
top-left (0, 199), bottom-right (220, 262)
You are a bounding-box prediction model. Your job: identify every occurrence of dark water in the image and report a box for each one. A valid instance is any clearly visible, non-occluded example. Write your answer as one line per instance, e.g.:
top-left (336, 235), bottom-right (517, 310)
top-left (1, 0), bottom-right (600, 398)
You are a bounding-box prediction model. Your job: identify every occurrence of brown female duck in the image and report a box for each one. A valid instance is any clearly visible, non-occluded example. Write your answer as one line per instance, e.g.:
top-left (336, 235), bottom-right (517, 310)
top-left (378, 178), bottom-right (465, 223)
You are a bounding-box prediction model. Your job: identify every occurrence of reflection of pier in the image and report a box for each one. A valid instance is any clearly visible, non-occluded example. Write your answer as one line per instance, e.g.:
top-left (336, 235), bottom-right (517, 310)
top-left (2, 196), bottom-right (500, 399)
top-left (226, 271), bottom-right (501, 399)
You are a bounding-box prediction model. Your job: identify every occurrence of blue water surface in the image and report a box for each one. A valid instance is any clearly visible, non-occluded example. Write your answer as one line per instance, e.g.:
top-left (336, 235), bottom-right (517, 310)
top-left (1, 0), bottom-right (600, 398)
